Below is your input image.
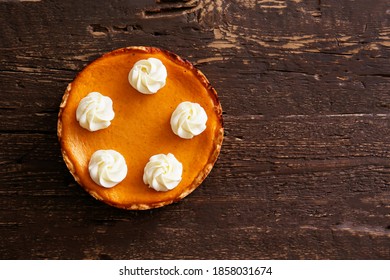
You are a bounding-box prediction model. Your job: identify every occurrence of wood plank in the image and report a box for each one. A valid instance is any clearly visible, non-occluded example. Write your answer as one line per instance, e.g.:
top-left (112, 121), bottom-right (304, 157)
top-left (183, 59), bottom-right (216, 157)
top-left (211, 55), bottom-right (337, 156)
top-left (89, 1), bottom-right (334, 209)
top-left (1, 69), bottom-right (390, 131)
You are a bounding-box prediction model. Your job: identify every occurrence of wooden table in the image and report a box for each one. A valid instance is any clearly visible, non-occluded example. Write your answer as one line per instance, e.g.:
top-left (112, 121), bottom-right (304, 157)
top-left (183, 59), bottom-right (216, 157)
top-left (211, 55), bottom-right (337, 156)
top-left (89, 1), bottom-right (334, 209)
top-left (1, 0), bottom-right (389, 259)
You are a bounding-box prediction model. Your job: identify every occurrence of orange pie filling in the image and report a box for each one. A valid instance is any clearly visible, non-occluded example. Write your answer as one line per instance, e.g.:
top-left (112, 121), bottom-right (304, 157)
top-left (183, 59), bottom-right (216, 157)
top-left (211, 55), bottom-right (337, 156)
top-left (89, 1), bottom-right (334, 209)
top-left (58, 47), bottom-right (223, 209)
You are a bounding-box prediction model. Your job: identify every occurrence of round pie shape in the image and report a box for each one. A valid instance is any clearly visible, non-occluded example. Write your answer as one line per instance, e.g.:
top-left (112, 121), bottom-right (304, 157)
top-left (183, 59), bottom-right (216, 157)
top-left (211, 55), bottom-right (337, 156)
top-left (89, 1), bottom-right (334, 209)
top-left (57, 46), bottom-right (223, 210)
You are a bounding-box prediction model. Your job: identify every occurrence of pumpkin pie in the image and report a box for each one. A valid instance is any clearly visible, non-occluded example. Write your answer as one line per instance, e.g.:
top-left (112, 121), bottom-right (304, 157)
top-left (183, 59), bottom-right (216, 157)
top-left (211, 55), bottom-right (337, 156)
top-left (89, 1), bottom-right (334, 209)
top-left (57, 46), bottom-right (223, 210)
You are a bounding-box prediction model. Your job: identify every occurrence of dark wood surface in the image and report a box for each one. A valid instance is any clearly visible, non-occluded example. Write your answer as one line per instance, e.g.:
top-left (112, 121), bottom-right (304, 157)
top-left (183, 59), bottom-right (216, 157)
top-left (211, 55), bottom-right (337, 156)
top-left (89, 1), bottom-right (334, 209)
top-left (1, 0), bottom-right (390, 259)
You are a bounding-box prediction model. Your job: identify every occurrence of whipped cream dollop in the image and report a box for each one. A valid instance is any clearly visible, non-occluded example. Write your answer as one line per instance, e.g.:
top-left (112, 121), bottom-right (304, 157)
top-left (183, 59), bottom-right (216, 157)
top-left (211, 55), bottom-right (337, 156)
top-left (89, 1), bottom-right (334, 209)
top-left (170, 101), bottom-right (208, 139)
top-left (88, 150), bottom-right (127, 188)
top-left (128, 58), bottom-right (167, 94)
top-left (143, 153), bottom-right (183, 192)
top-left (76, 92), bottom-right (115, 132)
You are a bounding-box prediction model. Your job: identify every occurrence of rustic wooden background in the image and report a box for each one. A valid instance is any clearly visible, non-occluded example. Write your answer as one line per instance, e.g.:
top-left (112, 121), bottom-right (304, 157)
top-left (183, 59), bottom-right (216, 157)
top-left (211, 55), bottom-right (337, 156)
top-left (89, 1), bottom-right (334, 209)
top-left (1, 0), bottom-right (390, 259)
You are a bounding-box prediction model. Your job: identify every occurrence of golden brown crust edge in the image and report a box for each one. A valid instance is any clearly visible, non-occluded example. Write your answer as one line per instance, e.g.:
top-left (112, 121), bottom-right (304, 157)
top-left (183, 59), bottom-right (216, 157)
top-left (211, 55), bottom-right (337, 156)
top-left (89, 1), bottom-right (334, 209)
top-left (57, 46), bottom-right (223, 210)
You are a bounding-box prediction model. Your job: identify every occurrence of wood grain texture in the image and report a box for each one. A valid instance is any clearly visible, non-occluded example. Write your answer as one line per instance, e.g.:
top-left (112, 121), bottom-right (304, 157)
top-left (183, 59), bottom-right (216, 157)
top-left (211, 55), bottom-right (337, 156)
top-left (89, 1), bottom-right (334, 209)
top-left (1, 0), bottom-right (390, 259)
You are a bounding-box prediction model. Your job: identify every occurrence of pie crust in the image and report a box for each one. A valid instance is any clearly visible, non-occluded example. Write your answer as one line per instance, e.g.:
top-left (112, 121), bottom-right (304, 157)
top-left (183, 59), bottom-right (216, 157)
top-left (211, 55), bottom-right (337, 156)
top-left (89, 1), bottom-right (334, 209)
top-left (57, 46), bottom-right (223, 210)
